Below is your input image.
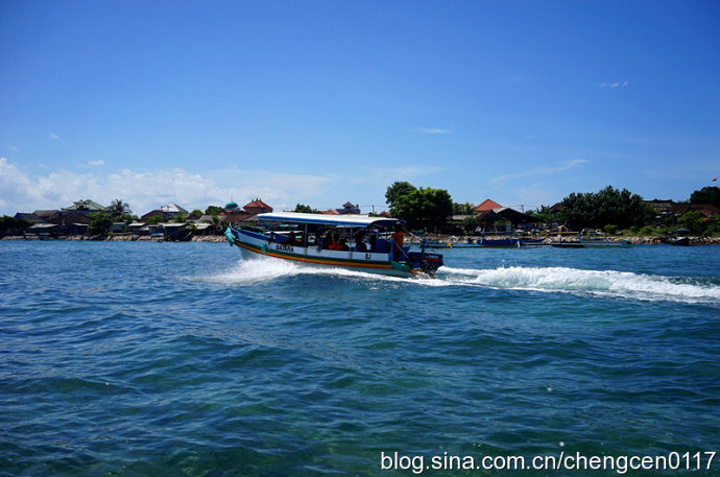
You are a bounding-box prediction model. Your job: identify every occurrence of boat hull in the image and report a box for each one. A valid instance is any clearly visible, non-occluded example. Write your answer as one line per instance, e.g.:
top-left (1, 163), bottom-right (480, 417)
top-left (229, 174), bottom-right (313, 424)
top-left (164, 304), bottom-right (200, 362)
top-left (226, 227), bottom-right (439, 277)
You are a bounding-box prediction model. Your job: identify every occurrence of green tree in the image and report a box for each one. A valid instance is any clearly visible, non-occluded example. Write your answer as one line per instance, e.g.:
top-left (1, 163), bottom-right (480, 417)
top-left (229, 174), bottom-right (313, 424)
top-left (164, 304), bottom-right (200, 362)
top-left (107, 199), bottom-right (131, 218)
top-left (385, 181), bottom-right (417, 209)
top-left (386, 183), bottom-right (453, 230)
top-left (453, 202), bottom-right (476, 215)
top-left (559, 191), bottom-right (595, 229)
top-left (677, 210), bottom-right (706, 235)
top-left (559, 186), bottom-right (653, 229)
top-left (88, 212), bottom-right (113, 236)
top-left (189, 209), bottom-right (203, 219)
top-left (690, 186), bottom-right (720, 208)
top-left (528, 205), bottom-right (555, 225)
top-left (294, 203), bottom-right (319, 214)
top-left (0, 216), bottom-right (31, 236)
top-left (205, 205), bottom-right (223, 216)
top-left (462, 216), bottom-right (479, 234)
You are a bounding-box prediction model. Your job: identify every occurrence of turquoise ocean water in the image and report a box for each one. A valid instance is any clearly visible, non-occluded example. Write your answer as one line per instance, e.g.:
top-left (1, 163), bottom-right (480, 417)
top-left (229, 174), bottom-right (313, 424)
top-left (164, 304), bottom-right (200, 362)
top-left (1, 241), bottom-right (719, 476)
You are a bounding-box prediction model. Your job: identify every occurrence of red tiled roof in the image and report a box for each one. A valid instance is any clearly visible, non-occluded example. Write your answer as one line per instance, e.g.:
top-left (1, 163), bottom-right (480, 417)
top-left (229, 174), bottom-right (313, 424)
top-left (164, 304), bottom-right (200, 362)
top-left (221, 212), bottom-right (255, 222)
top-left (244, 199), bottom-right (272, 209)
top-left (690, 204), bottom-right (720, 217)
top-left (475, 199), bottom-right (503, 212)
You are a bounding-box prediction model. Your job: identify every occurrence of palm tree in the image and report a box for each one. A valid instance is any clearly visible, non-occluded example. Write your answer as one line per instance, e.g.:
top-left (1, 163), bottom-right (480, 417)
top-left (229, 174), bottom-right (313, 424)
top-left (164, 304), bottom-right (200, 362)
top-left (107, 199), bottom-right (132, 218)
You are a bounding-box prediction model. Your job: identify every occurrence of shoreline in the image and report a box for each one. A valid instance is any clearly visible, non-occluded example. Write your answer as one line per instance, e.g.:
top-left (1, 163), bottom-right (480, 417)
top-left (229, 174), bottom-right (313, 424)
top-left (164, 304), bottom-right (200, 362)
top-left (3, 234), bottom-right (719, 245)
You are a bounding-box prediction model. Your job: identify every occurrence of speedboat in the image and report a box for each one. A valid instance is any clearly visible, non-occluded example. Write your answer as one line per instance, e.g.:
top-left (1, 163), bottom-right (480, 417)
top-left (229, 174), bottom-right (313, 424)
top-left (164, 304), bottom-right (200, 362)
top-left (224, 212), bottom-right (444, 277)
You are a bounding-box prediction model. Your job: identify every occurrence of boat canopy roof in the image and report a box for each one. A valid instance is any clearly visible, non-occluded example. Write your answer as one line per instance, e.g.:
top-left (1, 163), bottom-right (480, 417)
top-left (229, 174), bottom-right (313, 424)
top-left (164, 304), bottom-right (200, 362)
top-left (256, 212), bottom-right (400, 228)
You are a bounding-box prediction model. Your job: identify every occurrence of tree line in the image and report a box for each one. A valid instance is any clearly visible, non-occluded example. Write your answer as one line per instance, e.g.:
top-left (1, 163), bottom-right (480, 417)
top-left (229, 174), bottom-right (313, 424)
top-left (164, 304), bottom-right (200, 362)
top-left (3, 185), bottom-right (719, 237)
top-left (382, 182), bottom-right (720, 237)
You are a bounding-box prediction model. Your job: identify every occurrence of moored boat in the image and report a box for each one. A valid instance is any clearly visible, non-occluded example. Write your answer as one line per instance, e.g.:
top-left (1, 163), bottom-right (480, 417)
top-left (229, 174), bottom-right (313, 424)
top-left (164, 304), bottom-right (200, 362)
top-left (476, 235), bottom-right (546, 248)
top-left (579, 237), bottom-right (630, 247)
top-left (665, 236), bottom-right (690, 246)
top-left (552, 234), bottom-right (630, 248)
top-left (224, 212), bottom-right (444, 277)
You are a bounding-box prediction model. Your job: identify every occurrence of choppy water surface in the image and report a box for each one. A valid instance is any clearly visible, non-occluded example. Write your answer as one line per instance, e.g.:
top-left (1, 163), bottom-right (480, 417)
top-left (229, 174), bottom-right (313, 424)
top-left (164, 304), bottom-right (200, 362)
top-left (1, 241), bottom-right (719, 476)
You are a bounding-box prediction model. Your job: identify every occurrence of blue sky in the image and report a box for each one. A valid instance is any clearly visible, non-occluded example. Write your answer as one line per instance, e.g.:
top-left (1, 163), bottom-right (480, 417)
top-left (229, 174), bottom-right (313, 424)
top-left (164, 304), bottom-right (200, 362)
top-left (1, 0), bottom-right (718, 216)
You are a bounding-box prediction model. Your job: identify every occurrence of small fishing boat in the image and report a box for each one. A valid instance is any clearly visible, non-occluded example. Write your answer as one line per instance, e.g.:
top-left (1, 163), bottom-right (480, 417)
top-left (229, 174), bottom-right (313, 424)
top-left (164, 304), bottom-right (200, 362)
top-left (552, 234), bottom-right (630, 248)
top-left (579, 237), bottom-right (630, 247)
top-left (224, 212), bottom-right (444, 277)
top-left (551, 241), bottom-right (585, 248)
top-left (476, 235), bottom-right (546, 248)
top-left (665, 229), bottom-right (691, 246)
top-left (665, 236), bottom-right (690, 246)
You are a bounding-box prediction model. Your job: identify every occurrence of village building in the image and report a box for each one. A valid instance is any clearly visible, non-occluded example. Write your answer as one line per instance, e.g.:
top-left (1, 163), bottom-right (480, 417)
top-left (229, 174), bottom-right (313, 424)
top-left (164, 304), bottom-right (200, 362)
top-left (646, 199), bottom-right (720, 220)
top-left (475, 199), bottom-right (503, 213)
top-left (243, 199), bottom-right (273, 215)
top-left (337, 202), bottom-right (361, 214)
top-left (61, 199), bottom-right (107, 215)
top-left (471, 199), bottom-right (537, 232)
top-left (140, 203), bottom-right (189, 222)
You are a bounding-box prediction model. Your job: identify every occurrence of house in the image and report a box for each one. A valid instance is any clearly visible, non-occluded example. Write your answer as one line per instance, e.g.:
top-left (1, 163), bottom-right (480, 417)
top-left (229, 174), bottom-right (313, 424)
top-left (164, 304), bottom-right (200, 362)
top-left (65, 223), bottom-right (89, 235)
top-left (129, 222), bottom-right (146, 235)
top-left (646, 199), bottom-right (685, 218)
top-left (33, 210), bottom-right (61, 222)
top-left (49, 212), bottom-right (93, 235)
top-left (109, 222), bottom-right (127, 233)
top-left (475, 199), bottom-right (503, 213)
top-left (476, 207), bottom-right (537, 231)
top-left (160, 203), bottom-right (188, 217)
top-left (690, 204), bottom-right (720, 218)
top-left (26, 223), bottom-right (60, 237)
top-left (337, 202), bottom-right (361, 214)
top-left (645, 199), bottom-right (720, 219)
top-left (14, 212), bottom-right (43, 223)
top-left (192, 222), bottom-right (214, 235)
top-left (50, 212), bottom-right (92, 226)
top-left (140, 203), bottom-right (188, 222)
top-left (140, 210), bottom-right (166, 222)
top-left (219, 211), bottom-right (255, 225)
top-left (243, 199), bottom-right (273, 215)
top-left (162, 223), bottom-right (190, 241)
top-left (61, 199), bottom-right (106, 215)
top-left (215, 198), bottom-right (273, 225)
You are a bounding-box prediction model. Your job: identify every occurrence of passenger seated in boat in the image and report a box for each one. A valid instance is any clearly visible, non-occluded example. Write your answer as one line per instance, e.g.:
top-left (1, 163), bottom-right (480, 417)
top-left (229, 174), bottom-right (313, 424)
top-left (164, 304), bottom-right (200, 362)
top-left (391, 224), bottom-right (405, 261)
top-left (323, 231), bottom-right (335, 249)
top-left (368, 234), bottom-right (377, 252)
top-left (337, 238), bottom-right (350, 251)
top-left (328, 233), bottom-right (342, 250)
top-left (354, 231), bottom-right (368, 252)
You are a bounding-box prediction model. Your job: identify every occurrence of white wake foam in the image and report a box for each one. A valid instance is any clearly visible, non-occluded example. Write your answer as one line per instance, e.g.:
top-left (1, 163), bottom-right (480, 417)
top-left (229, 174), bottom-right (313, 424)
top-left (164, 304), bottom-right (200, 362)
top-left (195, 256), bottom-right (719, 304)
top-left (439, 266), bottom-right (720, 303)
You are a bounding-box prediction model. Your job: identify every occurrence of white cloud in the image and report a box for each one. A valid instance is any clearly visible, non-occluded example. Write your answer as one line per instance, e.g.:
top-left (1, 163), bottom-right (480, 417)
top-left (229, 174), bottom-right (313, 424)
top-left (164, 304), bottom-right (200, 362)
top-left (491, 159), bottom-right (589, 184)
top-left (88, 160), bottom-right (105, 166)
top-left (599, 80), bottom-right (629, 88)
top-left (49, 133), bottom-right (60, 140)
top-left (0, 157), bottom-right (337, 216)
top-left (414, 127), bottom-right (451, 135)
